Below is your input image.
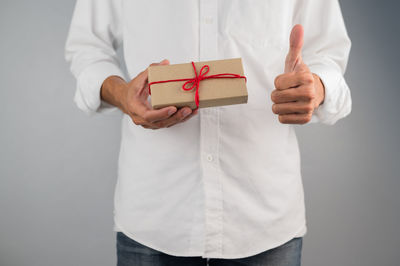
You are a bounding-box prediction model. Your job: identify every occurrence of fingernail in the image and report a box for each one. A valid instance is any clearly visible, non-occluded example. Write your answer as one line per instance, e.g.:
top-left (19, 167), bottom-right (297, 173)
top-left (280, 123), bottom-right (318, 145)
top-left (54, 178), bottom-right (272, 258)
top-left (168, 108), bottom-right (176, 116)
top-left (182, 109), bottom-right (192, 117)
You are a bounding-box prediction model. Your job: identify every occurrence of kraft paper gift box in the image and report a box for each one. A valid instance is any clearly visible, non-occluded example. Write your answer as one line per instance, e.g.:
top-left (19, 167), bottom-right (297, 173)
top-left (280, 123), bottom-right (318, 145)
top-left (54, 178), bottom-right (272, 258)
top-left (148, 58), bottom-right (248, 110)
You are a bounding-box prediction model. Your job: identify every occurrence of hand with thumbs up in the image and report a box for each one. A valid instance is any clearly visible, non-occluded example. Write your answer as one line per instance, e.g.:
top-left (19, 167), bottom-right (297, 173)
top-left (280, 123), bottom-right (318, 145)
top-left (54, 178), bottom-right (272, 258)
top-left (271, 25), bottom-right (325, 124)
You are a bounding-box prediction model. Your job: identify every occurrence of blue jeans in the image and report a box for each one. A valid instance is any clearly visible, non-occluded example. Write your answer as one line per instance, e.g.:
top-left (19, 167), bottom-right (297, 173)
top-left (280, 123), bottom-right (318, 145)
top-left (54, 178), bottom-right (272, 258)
top-left (116, 232), bottom-right (302, 266)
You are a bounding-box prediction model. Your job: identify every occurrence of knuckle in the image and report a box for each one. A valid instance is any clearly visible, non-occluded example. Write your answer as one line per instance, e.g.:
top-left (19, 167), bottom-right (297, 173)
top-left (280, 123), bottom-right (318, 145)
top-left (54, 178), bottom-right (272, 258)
top-left (270, 93), bottom-right (275, 103)
top-left (271, 91), bottom-right (278, 103)
top-left (305, 104), bottom-right (314, 113)
top-left (301, 114), bottom-right (312, 124)
top-left (274, 75), bottom-right (283, 89)
top-left (302, 73), bottom-right (314, 84)
top-left (274, 78), bottom-right (279, 89)
top-left (278, 115), bottom-right (287, 124)
top-left (304, 90), bottom-right (315, 101)
top-left (272, 104), bottom-right (278, 114)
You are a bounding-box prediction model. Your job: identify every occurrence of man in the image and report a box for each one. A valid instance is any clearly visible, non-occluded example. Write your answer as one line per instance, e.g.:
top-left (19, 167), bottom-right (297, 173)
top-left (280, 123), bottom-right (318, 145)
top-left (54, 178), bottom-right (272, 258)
top-left (65, 1), bottom-right (351, 265)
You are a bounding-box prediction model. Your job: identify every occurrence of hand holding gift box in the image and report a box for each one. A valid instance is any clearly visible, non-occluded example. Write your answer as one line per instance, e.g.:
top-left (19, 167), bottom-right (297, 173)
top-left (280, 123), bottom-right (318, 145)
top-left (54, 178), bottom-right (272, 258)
top-left (148, 58), bottom-right (248, 110)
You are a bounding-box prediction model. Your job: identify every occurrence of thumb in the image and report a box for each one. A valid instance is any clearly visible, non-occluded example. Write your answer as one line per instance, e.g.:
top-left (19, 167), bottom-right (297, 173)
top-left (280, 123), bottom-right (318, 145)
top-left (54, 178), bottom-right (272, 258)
top-left (159, 59), bottom-right (170, 66)
top-left (285, 24), bottom-right (304, 73)
top-left (149, 59), bottom-right (170, 67)
top-left (143, 59), bottom-right (170, 84)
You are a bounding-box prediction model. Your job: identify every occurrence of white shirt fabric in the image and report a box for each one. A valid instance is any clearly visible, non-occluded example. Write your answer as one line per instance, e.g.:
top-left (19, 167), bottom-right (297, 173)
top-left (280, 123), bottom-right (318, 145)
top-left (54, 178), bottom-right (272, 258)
top-left (65, 0), bottom-right (351, 259)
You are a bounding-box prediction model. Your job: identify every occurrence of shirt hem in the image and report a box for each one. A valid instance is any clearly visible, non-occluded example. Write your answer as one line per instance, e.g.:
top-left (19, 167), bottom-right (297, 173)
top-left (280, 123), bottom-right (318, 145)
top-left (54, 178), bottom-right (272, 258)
top-left (113, 219), bottom-right (205, 257)
top-left (113, 218), bottom-right (307, 259)
top-left (202, 224), bottom-right (307, 259)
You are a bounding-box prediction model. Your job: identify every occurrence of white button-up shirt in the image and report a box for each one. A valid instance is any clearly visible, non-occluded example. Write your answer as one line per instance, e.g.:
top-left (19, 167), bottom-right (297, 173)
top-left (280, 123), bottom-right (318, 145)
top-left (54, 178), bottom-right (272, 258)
top-left (65, 0), bottom-right (351, 259)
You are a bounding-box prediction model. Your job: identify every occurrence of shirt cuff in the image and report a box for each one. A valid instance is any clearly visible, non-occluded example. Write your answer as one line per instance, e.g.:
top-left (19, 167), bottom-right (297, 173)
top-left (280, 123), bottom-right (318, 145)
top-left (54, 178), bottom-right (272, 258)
top-left (74, 61), bottom-right (125, 115)
top-left (308, 64), bottom-right (352, 125)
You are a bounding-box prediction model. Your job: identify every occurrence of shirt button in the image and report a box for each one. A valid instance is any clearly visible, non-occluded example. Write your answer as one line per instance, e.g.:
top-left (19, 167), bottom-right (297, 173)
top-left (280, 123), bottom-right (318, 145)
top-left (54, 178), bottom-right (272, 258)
top-left (206, 154), bottom-right (213, 162)
top-left (204, 17), bottom-right (214, 24)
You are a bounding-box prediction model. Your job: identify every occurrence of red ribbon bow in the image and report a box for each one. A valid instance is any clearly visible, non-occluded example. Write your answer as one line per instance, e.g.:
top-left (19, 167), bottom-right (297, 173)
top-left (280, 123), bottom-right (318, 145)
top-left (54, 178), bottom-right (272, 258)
top-left (149, 61), bottom-right (247, 109)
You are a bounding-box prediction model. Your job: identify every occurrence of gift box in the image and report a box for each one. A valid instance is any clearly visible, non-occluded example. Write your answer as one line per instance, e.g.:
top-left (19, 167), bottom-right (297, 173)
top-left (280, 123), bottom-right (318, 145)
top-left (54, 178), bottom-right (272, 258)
top-left (148, 58), bottom-right (248, 109)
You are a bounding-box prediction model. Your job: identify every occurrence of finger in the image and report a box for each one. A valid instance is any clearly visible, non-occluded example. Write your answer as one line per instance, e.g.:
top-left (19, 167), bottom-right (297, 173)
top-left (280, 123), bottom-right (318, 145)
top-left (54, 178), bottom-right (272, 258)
top-left (141, 124), bottom-right (159, 130)
top-left (171, 108), bottom-right (198, 126)
top-left (181, 109), bottom-right (198, 123)
top-left (159, 59), bottom-right (170, 65)
top-left (136, 60), bottom-right (171, 86)
top-left (149, 59), bottom-right (170, 67)
top-left (145, 59), bottom-right (171, 96)
top-left (278, 113), bottom-right (312, 124)
top-left (274, 71), bottom-right (313, 90)
top-left (153, 107), bottom-right (193, 128)
top-left (129, 114), bottom-right (154, 128)
top-left (285, 24), bottom-right (304, 73)
top-left (136, 104), bottom-right (177, 123)
top-left (272, 101), bottom-right (314, 115)
top-left (271, 85), bottom-right (315, 104)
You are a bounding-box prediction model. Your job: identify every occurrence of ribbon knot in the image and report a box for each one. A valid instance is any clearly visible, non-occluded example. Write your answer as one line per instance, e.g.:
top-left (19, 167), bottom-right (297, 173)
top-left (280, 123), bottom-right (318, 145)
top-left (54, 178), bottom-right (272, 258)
top-left (181, 63), bottom-right (210, 108)
top-left (182, 63), bottom-right (210, 91)
top-left (149, 61), bottom-right (247, 109)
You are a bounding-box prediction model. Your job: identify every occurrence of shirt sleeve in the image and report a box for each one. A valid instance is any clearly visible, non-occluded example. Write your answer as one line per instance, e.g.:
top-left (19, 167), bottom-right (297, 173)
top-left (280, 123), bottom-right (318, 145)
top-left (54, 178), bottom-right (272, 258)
top-left (293, 0), bottom-right (352, 125)
top-left (65, 0), bottom-right (125, 115)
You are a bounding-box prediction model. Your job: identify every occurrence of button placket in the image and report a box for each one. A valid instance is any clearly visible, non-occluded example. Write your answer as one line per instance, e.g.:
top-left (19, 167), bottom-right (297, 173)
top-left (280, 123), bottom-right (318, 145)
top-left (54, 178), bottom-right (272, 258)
top-left (198, 0), bottom-right (221, 257)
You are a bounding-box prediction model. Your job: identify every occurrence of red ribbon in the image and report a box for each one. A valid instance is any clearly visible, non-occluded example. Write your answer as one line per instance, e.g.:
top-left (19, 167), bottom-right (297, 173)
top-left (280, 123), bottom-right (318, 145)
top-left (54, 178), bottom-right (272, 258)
top-left (148, 61), bottom-right (247, 109)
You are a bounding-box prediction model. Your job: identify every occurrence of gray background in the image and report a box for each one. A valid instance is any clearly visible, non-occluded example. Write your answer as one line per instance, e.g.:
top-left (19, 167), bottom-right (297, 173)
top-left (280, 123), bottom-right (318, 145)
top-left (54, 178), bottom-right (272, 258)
top-left (0, 0), bottom-right (399, 265)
